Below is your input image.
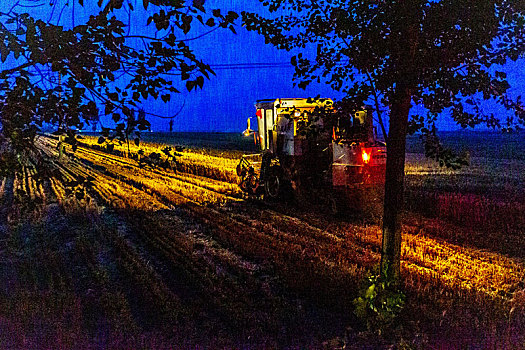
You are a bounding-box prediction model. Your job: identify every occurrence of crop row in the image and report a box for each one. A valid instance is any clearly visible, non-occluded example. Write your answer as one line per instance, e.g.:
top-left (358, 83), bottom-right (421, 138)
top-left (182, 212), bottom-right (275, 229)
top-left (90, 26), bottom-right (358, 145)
top-left (32, 136), bottom-right (525, 326)
top-left (78, 135), bottom-right (240, 183)
top-left (39, 138), bottom-right (324, 345)
top-left (0, 169), bottom-right (148, 347)
top-left (39, 137), bottom-right (372, 308)
top-left (53, 137), bottom-right (525, 309)
top-left (45, 137), bottom-right (242, 206)
top-left (405, 189), bottom-right (525, 233)
top-left (32, 140), bottom-right (209, 345)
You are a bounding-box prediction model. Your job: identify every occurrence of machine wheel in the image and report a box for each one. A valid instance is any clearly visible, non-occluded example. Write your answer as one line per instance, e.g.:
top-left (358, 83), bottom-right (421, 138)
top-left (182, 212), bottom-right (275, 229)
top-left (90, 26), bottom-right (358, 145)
top-left (329, 197), bottom-right (338, 215)
top-left (264, 166), bottom-right (282, 200)
top-left (240, 173), bottom-right (259, 195)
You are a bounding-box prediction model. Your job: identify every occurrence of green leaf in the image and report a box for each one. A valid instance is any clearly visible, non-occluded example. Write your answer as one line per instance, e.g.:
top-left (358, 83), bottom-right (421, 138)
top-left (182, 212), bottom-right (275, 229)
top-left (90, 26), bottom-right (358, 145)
top-left (108, 92), bottom-right (119, 101)
top-left (105, 102), bottom-right (113, 115)
top-left (142, 0), bottom-right (149, 10)
top-left (0, 43), bottom-right (8, 63)
top-left (161, 94), bottom-right (171, 102)
top-left (196, 75), bottom-right (204, 89)
top-left (122, 106), bottom-right (132, 118)
top-left (365, 284), bottom-right (375, 299)
top-left (298, 80), bottom-right (311, 89)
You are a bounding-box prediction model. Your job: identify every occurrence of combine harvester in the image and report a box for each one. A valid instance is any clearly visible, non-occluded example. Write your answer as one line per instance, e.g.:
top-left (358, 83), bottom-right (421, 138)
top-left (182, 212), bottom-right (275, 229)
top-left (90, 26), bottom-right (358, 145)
top-left (237, 98), bottom-right (387, 214)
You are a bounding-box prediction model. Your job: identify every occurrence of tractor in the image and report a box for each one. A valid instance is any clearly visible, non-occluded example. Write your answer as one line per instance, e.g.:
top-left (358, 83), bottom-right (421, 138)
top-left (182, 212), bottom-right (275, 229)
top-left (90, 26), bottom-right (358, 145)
top-left (236, 98), bottom-right (387, 213)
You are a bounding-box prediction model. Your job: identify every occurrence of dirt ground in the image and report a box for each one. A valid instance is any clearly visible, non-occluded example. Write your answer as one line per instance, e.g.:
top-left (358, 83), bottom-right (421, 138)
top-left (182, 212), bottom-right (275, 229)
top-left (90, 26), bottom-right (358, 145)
top-left (0, 135), bottom-right (523, 348)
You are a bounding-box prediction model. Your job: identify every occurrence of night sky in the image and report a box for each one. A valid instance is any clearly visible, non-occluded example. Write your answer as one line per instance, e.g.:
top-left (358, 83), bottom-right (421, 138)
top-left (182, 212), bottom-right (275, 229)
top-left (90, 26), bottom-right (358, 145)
top-left (1, 1), bottom-right (524, 132)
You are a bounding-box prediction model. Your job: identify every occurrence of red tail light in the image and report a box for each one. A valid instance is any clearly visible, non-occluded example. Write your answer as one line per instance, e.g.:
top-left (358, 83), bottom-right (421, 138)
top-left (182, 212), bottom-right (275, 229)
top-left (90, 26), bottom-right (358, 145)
top-left (362, 149), bottom-right (371, 164)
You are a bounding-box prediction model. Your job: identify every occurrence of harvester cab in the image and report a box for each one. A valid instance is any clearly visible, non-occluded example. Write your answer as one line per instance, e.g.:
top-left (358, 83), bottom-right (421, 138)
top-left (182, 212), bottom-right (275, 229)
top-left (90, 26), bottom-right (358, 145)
top-left (251, 98), bottom-right (332, 155)
top-left (330, 107), bottom-right (387, 188)
top-left (237, 98), bottom-right (386, 209)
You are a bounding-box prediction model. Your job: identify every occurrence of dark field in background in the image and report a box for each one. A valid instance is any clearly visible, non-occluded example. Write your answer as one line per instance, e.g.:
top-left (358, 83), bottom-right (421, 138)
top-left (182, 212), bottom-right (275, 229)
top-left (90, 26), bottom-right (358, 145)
top-left (105, 130), bottom-right (525, 159)
top-left (406, 130), bottom-right (525, 160)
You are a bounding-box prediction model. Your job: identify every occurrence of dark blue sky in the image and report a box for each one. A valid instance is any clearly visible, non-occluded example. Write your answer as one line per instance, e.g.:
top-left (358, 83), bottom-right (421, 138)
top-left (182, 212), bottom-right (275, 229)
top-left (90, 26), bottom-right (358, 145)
top-left (1, 0), bottom-right (336, 132)
top-left (1, 1), bottom-right (524, 132)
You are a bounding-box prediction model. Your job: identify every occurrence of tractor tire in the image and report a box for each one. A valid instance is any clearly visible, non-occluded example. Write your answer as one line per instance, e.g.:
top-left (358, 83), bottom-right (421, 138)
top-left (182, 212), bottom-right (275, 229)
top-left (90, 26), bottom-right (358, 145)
top-left (240, 173), bottom-right (259, 195)
top-left (264, 165), bottom-right (282, 200)
top-left (329, 197), bottom-right (339, 215)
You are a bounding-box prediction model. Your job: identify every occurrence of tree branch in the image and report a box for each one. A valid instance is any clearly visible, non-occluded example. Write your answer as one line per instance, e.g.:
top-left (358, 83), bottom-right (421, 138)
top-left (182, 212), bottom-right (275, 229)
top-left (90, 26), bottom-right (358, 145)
top-left (0, 61), bottom-right (35, 77)
top-left (366, 70), bottom-right (388, 141)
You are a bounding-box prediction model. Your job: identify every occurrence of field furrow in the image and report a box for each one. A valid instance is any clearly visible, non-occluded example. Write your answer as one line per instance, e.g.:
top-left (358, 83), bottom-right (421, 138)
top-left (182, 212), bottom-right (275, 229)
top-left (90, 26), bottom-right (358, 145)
top-left (2, 134), bottom-right (520, 347)
top-left (37, 135), bottom-right (525, 310)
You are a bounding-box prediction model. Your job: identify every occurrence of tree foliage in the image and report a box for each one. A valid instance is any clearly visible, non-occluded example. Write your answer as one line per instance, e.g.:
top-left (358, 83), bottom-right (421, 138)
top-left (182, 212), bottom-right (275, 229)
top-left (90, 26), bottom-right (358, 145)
top-left (243, 0), bottom-right (525, 279)
top-left (243, 0), bottom-right (525, 139)
top-left (0, 0), bottom-right (238, 174)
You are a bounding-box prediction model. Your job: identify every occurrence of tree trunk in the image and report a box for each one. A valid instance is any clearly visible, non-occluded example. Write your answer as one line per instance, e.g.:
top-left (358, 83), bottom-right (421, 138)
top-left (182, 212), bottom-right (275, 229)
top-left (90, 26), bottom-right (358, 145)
top-left (0, 174), bottom-right (15, 235)
top-left (381, 87), bottom-right (411, 281)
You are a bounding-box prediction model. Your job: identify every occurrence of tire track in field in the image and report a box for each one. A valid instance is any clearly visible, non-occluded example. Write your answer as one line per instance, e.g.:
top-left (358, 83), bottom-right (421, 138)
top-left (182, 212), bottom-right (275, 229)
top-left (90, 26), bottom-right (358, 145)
top-left (31, 136), bottom-right (525, 345)
top-left (42, 137), bottom-right (374, 275)
top-left (39, 137), bottom-right (523, 323)
top-left (73, 142), bottom-right (363, 311)
top-left (37, 138), bottom-right (346, 345)
top-left (38, 137), bottom-right (370, 318)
